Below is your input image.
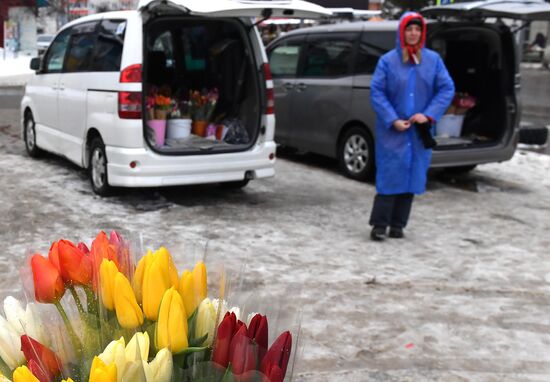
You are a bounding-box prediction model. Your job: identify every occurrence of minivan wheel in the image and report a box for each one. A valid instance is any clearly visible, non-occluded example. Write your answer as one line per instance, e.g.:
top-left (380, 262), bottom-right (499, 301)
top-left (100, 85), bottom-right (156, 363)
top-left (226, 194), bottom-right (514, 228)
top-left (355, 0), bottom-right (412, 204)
top-left (24, 112), bottom-right (42, 158)
top-left (338, 126), bottom-right (374, 181)
top-left (89, 138), bottom-right (111, 196)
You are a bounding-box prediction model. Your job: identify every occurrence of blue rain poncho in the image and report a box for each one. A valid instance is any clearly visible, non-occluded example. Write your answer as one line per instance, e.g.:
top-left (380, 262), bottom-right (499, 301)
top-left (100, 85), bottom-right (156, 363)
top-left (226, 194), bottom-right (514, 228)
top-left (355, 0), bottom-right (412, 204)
top-left (370, 12), bottom-right (455, 195)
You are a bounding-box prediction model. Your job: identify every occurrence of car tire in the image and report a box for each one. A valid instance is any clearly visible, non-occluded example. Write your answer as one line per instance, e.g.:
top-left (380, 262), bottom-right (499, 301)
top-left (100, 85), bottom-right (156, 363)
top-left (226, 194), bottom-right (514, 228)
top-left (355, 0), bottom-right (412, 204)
top-left (220, 179), bottom-right (250, 189)
top-left (24, 112), bottom-right (42, 158)
top-left (519, 126), bottom-right (548, 145)
top-left (89, 138), bottom-right (111, 196)
top-left (444, 165), bottom-right (477, 174)
top-left (338, 126), bottom-right (375, 181)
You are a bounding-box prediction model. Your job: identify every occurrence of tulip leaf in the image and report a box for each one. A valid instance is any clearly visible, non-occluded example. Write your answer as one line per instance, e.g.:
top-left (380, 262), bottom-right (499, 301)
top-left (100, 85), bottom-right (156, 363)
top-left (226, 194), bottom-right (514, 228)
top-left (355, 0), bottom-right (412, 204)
top-left (221, 364), bottom-right (236, 382)
top-left (189, 332), bottom-right (209, 347)
top-left (187, 309), bottom-right (198, 341)
top-left (0, 357), bottom-right (11, 379)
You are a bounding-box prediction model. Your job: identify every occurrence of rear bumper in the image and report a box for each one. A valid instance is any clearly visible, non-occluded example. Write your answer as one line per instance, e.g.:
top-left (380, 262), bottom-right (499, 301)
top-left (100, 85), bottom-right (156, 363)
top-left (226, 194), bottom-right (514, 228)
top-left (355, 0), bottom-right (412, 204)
top-left (431, 130), bottom-right (519, 168)
top-left (106, 142), bottom-right (276, 187)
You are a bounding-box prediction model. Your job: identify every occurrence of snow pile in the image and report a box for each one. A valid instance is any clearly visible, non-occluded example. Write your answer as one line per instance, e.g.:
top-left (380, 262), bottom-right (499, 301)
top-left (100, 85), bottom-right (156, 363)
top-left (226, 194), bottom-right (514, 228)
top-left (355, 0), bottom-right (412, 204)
top-left (0, 53), bottom-right (34, 87)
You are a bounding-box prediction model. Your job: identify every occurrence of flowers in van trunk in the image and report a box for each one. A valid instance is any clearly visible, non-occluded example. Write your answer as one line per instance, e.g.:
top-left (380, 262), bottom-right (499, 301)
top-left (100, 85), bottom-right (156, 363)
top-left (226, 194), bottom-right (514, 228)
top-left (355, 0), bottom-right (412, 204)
top-left (446, 92), bottom-right (476, 115)
top-left (189, 88), bottom-right (219, 122)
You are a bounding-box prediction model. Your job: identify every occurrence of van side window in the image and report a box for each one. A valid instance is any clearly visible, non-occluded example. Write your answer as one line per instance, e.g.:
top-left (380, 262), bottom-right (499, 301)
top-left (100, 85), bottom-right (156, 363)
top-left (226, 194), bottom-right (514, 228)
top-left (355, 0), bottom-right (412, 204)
top-left (64, 22), bottom-right (98, 73)
top-left (269, 40), bottom-right (303, 78)
top-left (43, 28), bottom-right (72, 73)
top-left (355, 31), bottom-right (394, 75)
top-left (302, 36), bottom-right (354, 78)
top-left (91, 20), bottom-right (126, 72)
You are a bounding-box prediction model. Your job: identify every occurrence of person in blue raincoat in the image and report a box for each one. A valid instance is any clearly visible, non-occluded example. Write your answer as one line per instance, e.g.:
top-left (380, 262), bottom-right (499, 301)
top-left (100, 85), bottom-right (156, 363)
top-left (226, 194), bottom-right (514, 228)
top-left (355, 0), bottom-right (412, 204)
top-left (369, 12), bottom-right (455, 241)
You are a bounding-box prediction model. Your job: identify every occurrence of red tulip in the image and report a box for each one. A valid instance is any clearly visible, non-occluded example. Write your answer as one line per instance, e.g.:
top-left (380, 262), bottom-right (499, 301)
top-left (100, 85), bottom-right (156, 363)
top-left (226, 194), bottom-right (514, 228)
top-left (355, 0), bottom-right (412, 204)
top-left (31, 254), bottom-right (65, 303)
top-left (261, 363), bottom-right (284, 382)
top-left (77, 242), bottom-right (90, 255)
top-left (109, 231), bottom-right (131, 277)
top-left (212, 312), bottom-right (237, 367)
top-left (90, 231), bottom-right (118, 290)
top-left (248, 314), bottom-right (268, 362)
top-left (260, 331), bottom-right (292, 379)
top-left (228, 325), bottom-right (257, 375)
top-left (58, 239), bottom-right (92, 286)
top-left (21, 335), bottom-right (62, 380)
top-left (47, 241), bottom-right (61, 271)
top-left (28, 359), bottom-right (53, 382)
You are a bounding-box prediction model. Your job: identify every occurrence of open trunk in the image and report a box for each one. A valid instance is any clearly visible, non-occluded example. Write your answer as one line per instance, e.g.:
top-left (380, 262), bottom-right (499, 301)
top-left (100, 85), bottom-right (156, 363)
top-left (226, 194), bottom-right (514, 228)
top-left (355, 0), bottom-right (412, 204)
top-left (427, 23), bottom-right (516, 148)
top-left (143, 17), bottom-right (262, 154)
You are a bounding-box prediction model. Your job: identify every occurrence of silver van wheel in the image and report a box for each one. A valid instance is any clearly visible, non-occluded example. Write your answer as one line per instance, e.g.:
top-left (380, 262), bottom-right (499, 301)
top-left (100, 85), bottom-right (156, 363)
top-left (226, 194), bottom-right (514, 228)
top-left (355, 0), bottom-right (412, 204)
top-left (89, 138), bottom-right (111, 196)
top-left (344, 134), bottom-right (369, 174)
top-left (338, 126), bottom-right (374, 181)
top-left (24, 112), bottom-right (41, 158)
top-left (25, 118), bottom-right (35, 151)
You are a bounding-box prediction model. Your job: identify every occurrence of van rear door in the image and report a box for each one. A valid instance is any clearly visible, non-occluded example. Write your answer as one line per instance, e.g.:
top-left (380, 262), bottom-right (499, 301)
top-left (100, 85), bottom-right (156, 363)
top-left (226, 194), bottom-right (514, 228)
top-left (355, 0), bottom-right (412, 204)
top-left (138, 0), bottom-right (332, 18)
top-left (423, 0), bottom-right (550, 21)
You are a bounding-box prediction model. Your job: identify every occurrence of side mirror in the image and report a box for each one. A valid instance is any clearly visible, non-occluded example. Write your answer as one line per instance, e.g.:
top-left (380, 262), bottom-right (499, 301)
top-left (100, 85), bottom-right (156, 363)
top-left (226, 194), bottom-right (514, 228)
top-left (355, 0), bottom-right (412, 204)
top-left (30, 57), bottom-right (41, 71)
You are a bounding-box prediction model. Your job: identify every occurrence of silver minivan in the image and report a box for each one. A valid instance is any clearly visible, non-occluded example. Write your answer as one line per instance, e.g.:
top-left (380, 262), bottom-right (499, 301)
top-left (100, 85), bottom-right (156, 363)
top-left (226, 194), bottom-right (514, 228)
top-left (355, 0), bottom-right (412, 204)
top-left (267, 0), bottom-right (550, 181)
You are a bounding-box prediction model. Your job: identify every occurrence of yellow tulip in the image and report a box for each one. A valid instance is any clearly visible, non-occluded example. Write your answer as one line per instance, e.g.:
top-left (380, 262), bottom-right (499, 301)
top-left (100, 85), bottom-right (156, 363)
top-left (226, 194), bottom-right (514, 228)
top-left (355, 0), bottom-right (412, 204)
top-left (99, 260), bottom-right (118, 310)
top-left (114, 273), bottom-right (144, 329)
top-left (195, 298), bottom-right (216, 346)
top-left (89, 356), bottom-right (117, 382)
top-left (155, 247), bottom-right (179, 289)
top-left (12, 366), bottom-right (38, 382)
top-left (132, 251), bottom-right (153, 304)
top-left (99, 337), bottom-right (126, 382)
top-left (192, 261), bottom-right (207, 305)
top-left (62, 379), bottom-right (75, 382)
top-left (149, 348), bottom-right (173, 382)
top-left (142, 258), bottom-right (170, 321)
top-left (125, 332), bottom-right (150, 363)
top-left (155, 287), bottom-right (188, 353)
top-left (178, 270), bottom-right (195, 317)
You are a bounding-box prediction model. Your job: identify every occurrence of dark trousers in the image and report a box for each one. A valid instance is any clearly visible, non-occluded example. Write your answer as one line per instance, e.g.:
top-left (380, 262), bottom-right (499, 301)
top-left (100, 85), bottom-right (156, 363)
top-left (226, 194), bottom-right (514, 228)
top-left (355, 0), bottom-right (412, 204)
top-left (369, 193), bottom-right (414, 229)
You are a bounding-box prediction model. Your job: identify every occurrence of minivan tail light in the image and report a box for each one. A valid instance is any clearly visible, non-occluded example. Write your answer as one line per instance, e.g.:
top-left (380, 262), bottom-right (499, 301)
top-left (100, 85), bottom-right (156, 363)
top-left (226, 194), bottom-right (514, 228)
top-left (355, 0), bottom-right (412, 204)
top-left (263, 63), bottom-right (273, 81)
top-left (120, 64), bottom-right (142, 83)
top-left (263, 63), bottom-right (274, 115)
top-left (118, 91), bottom-right (142, 119)
top-left (266, 88), bottom-right (275, 115)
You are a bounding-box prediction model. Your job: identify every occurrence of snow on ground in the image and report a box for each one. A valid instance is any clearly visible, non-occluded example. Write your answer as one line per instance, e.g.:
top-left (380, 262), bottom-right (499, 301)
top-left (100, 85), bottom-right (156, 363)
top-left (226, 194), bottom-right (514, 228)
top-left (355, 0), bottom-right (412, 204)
top-left (0, 52), bottom-right (34, 86)
top-left (0, 102), bottom-right (550, 382)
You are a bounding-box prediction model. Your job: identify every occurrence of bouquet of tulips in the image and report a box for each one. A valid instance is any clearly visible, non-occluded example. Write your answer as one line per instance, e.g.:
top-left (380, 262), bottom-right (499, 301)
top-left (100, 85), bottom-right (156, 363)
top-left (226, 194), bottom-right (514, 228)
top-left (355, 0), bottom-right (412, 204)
top-left (188, 89), bottom-right (219, 123)
top-left (0, 231), bottom-right (296, 382)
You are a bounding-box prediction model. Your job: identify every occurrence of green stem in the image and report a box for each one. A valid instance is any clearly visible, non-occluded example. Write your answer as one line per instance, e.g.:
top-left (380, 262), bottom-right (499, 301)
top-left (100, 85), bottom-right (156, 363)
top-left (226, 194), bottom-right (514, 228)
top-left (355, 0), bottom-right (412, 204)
top-left (0, 356), bottom-right (11, 379)
top-left (68, 286), bottom-right (85, 315)
top-left (83, 285), bottom-right (98, 316)
top-left (54, 301), bottom-right (83, 361)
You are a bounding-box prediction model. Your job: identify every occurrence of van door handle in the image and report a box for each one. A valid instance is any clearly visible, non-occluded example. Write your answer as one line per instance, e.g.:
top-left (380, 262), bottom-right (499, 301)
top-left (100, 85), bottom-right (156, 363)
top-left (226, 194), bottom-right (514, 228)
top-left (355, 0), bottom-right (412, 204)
top-left (283, 82), bottom-right (294, 90)
top-left (296, 83), bottom-right (307, 91)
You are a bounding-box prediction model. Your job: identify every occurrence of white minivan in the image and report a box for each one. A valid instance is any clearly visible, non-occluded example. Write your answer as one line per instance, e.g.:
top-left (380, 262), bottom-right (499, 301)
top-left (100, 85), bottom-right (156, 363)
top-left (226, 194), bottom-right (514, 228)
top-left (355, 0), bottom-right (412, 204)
top-left (22, 0), bottom-right (329, 195)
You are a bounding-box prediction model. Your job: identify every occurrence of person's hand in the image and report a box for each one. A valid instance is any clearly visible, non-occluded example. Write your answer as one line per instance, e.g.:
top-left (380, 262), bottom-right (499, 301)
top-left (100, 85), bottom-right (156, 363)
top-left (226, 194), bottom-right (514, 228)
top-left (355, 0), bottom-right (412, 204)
top-left (393, 119), bottom-right (411, 132)
top-left (409, 113), bottom-right (429, 124)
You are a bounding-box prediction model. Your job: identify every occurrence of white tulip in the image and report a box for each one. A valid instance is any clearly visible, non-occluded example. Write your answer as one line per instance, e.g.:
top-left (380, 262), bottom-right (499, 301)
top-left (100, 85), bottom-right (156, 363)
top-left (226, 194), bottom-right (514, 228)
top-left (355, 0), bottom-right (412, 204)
top-left (3, 297), bottom-right (46, 344)
top-left (211, 299), bottom-right (241, 324)
top-left (99, 337), bottom-right (126, 382)
top-left (0, 315), bottom-right (25, 370)
top-left (125, 332), bottom-right (149, 362)
top-left (148, 348), bottom-right (172, 382)
top-left (122, 360), bottom-right (151, 382)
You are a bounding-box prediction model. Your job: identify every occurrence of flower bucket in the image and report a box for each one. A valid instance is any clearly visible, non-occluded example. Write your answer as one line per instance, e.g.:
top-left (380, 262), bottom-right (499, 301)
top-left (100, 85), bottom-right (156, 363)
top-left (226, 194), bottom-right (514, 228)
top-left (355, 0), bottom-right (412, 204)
top-left (167, 119), bottom-right (192, 140)
top-left (147, 119), bottom-right (167, 146)
top-left (436, 114), bottom-right (465, 138)
top-left (192, 120), bottom-right (208, 137)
